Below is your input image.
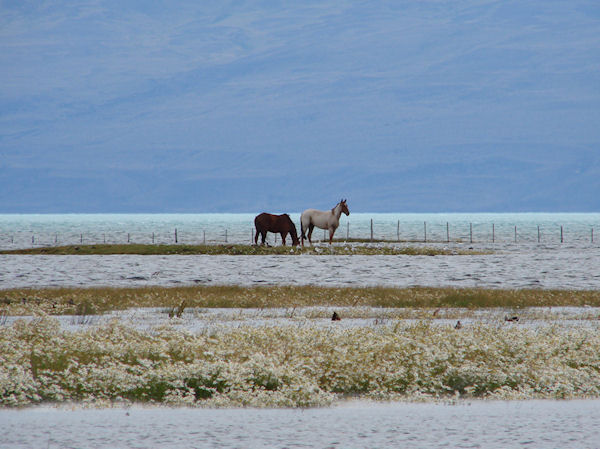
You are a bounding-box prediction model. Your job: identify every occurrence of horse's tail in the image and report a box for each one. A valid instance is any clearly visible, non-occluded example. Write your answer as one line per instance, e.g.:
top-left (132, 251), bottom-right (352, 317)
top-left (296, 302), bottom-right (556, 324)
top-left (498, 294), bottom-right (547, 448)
top-left (300, 213), bottom-right (307, 240)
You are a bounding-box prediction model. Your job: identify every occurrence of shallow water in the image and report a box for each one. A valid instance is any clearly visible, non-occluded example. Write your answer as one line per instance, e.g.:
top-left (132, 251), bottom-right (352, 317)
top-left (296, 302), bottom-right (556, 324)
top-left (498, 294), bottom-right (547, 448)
top-left (2, 400), bottom-right (599, 448)
top-left (2, 246), bottom-right (600, 289)
top-left (6, 306), bottom-right (600, 334)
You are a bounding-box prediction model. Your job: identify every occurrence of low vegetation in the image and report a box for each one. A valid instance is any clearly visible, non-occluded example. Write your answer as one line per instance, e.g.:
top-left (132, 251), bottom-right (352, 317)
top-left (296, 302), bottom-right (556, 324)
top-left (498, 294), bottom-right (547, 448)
top-left (2, 286), bottom-right (600, 316)
top-left (1, 317), bottom-right (599, 407)
top-left (3, 286), bottom-right (600, 407)
top-left (0, 243), bottom-right (484, 256)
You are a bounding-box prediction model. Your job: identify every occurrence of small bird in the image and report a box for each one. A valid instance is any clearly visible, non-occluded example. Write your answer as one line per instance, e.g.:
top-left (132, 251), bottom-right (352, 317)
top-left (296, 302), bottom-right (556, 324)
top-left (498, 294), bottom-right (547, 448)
top-left (331, 311), bottom-right (341, 321)
top-left (433, 308), bottom-right (441, 316)
top-left (505, 315), bottom-right (519, 322)
top-left (454, 320), bottom-right (462, 329)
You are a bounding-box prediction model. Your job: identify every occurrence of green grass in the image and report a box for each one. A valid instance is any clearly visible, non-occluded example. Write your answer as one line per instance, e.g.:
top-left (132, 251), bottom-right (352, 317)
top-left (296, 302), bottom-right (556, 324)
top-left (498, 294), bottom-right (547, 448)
top-left (0, 243), bottom-right (485, 256)
top-left (2, 286), bottom-right (600, 316)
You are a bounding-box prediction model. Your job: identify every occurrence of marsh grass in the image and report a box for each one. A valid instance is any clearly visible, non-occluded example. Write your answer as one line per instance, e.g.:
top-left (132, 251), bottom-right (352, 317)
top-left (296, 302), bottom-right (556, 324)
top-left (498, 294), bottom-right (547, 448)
top-left (70, 301), bottom-right (96, 325)
top-left (2, 286), bottom-right (600, 316)
top-left (2, 317), bottom-right (600, 407)
top-left (167, 300), bottom-right (187, 319)
top-left (0, 243), bottom-right (483, 256)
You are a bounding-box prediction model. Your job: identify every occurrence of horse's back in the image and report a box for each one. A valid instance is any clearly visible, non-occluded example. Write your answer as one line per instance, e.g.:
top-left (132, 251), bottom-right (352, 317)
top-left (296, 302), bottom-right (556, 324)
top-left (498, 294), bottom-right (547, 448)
top-left (254, 212), bottom-right (269, 225)
top-left (301, 208), bottom-right (330, 227)
top-left (255, 212), bottom-right (276, 230)
top-left (256, 212), bottom-right (295, 232)
top-left (301, 209), bottom-right (320, 221)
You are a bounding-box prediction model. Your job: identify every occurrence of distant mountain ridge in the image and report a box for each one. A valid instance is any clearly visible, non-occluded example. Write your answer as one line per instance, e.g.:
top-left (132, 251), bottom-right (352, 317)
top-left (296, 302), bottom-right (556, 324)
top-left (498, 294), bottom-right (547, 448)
top-left (1, 1), bottom-right (599, 212)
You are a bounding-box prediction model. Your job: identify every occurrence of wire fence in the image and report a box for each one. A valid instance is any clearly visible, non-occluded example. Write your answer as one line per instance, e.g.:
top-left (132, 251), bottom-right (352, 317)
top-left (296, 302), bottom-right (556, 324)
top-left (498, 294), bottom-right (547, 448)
top-left (1, 220), bottom-right (598, 249)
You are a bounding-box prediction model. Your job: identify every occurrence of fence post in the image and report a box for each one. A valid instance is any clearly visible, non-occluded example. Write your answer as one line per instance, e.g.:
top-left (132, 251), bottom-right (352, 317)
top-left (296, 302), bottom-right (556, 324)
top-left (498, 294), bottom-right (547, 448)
top-left (470, 223), bottom-right (473, 244)
top-left (370, 219), bottom-right (373, 242)
top-left (561, 226), bottom-right (563, 243)
top-left (514, 226), bottom-right (517, 243)
top-left (203, 230), bottom-right (206, 244)
top-left (397, 220), bottom-right (400, 242)
top-left (592, 228), bottom-right (595, 243)
top-left (225, 229), bottom-right (228, 243)
top-left (127, 233), bottom-right (130, 243)
top-left (175, 229), bottom-right (178, 243)
top-left (347, 222), bottom-right (350, 240)
top-left (492, 223), bottom-right (495, 243)
top-left (446, 222), bottom-right (449, 243)
top-left (537, 226), bottom-right (540, 243)
top-left (424, 221), bottom-right (427, 243)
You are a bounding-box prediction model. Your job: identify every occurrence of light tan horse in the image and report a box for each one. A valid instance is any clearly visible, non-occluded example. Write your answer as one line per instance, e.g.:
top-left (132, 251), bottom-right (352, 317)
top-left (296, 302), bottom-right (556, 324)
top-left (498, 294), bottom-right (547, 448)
top-left (300, 199), bottom-right (349, 246)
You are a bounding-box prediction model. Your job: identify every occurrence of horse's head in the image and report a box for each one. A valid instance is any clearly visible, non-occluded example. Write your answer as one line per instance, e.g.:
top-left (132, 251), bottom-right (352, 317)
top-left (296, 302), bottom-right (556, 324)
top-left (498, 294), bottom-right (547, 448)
top-left (291, 233), bottom-right (301, 246)
top-left (340, 199), bottom-right (350, 216)
top-left (286, 214), bottom-right (301, 246)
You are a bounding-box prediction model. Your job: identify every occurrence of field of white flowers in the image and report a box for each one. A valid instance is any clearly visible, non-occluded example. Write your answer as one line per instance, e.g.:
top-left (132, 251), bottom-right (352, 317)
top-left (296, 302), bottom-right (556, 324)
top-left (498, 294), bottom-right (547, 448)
top-left (2, 314), bottom-right (600, 408)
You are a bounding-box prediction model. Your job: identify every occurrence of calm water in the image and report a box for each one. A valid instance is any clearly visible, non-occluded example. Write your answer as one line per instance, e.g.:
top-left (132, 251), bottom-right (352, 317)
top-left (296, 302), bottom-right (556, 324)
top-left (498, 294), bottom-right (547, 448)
top-left (0, 213), bottom-right (599, 248)
top-left (2, 400), bottom-right (599, 448)
top-left (3, 250), bottom-right (600, 290)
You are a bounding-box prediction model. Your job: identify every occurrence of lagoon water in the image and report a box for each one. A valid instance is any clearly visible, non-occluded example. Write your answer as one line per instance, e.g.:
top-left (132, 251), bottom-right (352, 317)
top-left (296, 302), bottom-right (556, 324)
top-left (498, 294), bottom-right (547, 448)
top-left (1, 213), bottom-right (599, 248)
top-left (3, 249), bottom-right (600, 290)
top-left (2, 400), bottom-right (600, 448)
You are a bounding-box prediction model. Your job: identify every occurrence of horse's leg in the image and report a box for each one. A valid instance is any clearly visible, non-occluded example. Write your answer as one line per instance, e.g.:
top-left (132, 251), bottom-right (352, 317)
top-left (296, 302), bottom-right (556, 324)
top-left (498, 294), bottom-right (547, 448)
top-left (261, 231), bottom-right (267, 245)
top-left (281, 232), bottom-right (287, 246)
top-left (307, 224), bottom-right (314, 245)
top-left (254, 229), bottom-right (259, 245)
top-left (329, 227), bottom-right (336, 244)
top-left (300, 222), bottom-right (306, 247)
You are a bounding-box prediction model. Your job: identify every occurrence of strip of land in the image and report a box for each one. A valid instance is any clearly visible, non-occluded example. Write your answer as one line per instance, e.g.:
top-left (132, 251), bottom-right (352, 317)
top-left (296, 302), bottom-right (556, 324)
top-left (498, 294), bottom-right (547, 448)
top-left (0, 243), bottom-right (484, 256)
top-left (2, 286), bottom-right (600, 316)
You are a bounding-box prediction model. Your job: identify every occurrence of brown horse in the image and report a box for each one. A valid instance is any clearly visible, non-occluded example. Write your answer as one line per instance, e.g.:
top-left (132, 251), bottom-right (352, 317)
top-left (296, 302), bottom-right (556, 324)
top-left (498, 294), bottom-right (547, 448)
top-left (254, 213), bottom-right (300, 246)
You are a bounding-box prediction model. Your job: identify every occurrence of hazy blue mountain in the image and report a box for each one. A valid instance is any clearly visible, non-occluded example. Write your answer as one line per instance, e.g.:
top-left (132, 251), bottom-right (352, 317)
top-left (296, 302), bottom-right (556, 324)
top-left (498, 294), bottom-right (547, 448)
top-left (1, 1), bottom-right (599, 212)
